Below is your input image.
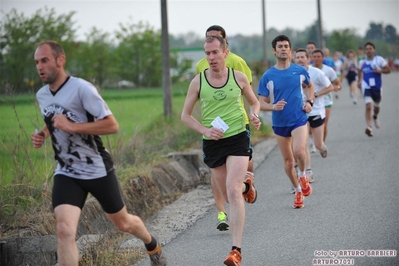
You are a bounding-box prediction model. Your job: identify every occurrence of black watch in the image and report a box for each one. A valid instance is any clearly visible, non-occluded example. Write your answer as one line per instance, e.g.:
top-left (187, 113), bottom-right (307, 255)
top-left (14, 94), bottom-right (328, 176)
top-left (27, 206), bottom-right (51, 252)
top-left (307, 100), bottom-right (314, 107)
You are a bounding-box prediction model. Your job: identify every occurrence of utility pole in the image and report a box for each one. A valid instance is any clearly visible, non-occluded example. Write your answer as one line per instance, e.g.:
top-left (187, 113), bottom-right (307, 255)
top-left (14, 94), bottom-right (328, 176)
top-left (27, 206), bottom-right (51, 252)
top-left (316, 0), bottom-right (324, 48)
top-left (262, 0), bottom-right (268, 70)
top-left (161, 0), bottom-right (172, 117)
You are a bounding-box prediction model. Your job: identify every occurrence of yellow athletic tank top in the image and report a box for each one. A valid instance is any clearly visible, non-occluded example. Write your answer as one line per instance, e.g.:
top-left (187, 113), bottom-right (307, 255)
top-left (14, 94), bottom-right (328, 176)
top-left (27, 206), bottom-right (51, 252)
top-left (200, 68), bottom-right (247, 139)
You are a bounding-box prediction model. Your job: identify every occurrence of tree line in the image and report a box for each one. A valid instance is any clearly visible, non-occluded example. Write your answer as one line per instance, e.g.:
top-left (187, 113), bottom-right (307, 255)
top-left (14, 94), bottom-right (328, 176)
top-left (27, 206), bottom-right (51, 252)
top-left (171, 21), bottom-right (398, 78)
top-left (1, 7), bottom-right (397, 93)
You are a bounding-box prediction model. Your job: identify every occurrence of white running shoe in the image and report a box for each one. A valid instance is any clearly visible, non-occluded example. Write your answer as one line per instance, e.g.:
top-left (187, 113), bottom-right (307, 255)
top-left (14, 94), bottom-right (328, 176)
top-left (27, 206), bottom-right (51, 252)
top-left (365, 127), bottom-right (373, 137)
top-left (373, 117), bottom-right (381, 129)
top-left (306, 169), bottom-right (314, 183)
top-left (319, 145), bottom-right (328, 158)
top-left (310, 143), bottom-right (316, 153)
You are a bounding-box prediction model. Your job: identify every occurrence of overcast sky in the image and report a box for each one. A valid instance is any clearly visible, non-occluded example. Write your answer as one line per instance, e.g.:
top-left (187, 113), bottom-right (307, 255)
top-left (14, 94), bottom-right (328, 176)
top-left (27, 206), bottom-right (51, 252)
top-left (1, 0), bottom-right (398, 40)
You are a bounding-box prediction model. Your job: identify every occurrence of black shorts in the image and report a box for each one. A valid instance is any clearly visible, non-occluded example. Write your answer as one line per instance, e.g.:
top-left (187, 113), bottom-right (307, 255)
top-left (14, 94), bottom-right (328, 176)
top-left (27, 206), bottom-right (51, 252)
top-left (308, 115), bottom-right (325, 128)
top-left (346, 71), bottom-right (357, 85)
top-left (364, 89), bottom-right (382, 103)
top-left (52, 170), bottom-right (125, 214)
top-left (202, 129), bottom-right (252, 168)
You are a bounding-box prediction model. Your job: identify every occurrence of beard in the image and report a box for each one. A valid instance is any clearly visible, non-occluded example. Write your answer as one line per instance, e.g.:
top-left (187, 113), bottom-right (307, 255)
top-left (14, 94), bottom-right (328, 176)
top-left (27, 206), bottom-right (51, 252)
top-left (42, 70), bottom-right (59, 84)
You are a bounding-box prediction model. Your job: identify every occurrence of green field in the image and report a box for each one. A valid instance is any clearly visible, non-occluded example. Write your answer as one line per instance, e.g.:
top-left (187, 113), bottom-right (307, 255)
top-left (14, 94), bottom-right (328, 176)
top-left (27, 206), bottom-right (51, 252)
top-left (0, 84), bottom-right (190, 185)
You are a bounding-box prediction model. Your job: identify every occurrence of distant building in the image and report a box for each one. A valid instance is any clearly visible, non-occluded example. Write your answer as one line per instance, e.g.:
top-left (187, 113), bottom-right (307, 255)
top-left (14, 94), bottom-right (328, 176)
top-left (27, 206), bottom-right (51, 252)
top-left (171, 47), bottom-right (204, 80)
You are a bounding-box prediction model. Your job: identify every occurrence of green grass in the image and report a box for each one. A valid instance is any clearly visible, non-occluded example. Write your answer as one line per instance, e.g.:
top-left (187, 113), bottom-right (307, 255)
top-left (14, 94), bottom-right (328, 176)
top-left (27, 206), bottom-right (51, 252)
top-left (0, 84), bottom-right (190, 185)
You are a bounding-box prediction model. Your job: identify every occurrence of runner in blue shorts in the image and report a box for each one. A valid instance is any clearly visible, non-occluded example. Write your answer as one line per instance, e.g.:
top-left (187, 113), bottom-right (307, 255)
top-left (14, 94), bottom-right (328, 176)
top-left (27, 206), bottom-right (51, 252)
top-left (358, 42), bottom-right (391, 137)
top-left (258, 35), bottom-right (315, 209)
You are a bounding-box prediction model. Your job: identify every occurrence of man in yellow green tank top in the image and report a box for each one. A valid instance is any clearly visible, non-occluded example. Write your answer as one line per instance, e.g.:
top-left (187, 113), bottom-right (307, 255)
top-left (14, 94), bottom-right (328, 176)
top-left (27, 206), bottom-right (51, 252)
top-left (182, 35), bottom-right (261, 266)
top-left (196, 26), bottom-right (252, 84)
top-left (196, 25), bottom-right (255, 234)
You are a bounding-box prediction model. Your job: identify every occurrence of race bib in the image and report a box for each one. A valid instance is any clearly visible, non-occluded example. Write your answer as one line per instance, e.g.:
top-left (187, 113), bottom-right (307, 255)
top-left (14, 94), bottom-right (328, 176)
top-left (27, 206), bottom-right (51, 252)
top-left (369, 78), bottom-right (376, 87)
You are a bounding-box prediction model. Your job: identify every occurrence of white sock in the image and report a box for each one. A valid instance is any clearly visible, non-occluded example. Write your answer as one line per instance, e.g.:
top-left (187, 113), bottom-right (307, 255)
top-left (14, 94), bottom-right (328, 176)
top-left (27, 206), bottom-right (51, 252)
top-left (296, 185), bottom-right (302, 192)
top-left (298, 171), bottom-right (306, 177)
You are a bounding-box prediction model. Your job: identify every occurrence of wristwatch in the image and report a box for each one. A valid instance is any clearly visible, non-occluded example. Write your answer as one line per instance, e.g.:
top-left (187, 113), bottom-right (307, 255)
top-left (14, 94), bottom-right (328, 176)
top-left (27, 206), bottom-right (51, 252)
top-left (306, 100), bottom-right (314, 107)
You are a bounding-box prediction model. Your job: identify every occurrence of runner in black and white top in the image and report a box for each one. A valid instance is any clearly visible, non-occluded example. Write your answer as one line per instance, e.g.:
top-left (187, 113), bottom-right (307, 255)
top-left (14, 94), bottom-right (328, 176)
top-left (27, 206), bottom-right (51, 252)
top-left (294, 48), bottom-right (334, 183)
top-left (37, 76), bottom-right (114, 179)
top-left (31, 40), bottom-right (166, 266)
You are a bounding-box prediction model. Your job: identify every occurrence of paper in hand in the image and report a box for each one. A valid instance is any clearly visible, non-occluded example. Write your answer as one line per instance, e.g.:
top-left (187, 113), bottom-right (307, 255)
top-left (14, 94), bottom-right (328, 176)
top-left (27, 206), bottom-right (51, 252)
top-left (211, 116), bottom-right (229, 133)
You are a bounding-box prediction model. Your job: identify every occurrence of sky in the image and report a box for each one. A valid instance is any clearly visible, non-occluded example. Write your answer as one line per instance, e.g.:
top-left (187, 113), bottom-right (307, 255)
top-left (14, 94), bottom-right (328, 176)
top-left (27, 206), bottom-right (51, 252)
top-left (1, 0), bottom-right (399, 41)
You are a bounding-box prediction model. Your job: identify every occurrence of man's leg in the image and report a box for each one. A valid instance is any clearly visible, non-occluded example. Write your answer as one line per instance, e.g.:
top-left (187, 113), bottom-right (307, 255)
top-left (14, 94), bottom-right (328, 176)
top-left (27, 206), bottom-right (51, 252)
top-left (213, 158), bottom-right (254, 231)
top-left (313, 124), bottom-right (325, 151)
top-left (306, 122), bottom-right (314, 169)
top-left (373, 99), bottom-right (381, 129)
top-left (107, 206), bottom-right (152, 243)
top-left (90, 170), bottom-right (166, 265)
top-left (323, 107), bottom-right (331, 142)
top-left (225, 156), bottom-right (249, 247)
top-left (309, 126), bottom-right (316, 153)
top-left (292, 125), bottom-right (309, 173)
top-left (350, 81), bottom-right (358, 104)
top-left (107, 207), bottom-right (167, 265)
top-left (214, 156), bottom-right (249, 265)
top-left (54, 204), bottom-right (81, 266)
top-left (363, 93), bottom-right (375, 136)
top-left (365, 101), bottom-right (374, 136)
top-left (275, 135), bottom-right (299, 188)
top-left (313, 122), bottom-right (328, 158)
top-left (211, 176), bottom-right (227, 214)
top-left (292, 125), bottom-right (312, 197)
top-left (365, 102), bottom-right (373, 127)
top-left (306, 125), bottom-right (314, 182)
top-left (247, 160), bottom-right (254, 172)
top-left (211, 174), bottom-right (229, 230)
top-left (276, 134), bottom-right (306, 208)
top-left (373, 105), bottom-right (380, 119)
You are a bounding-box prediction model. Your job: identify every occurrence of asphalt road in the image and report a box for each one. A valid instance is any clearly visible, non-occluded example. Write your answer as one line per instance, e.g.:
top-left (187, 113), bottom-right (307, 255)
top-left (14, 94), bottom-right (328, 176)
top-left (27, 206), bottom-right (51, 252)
top-left (137, 72), bottom-right (399, 266)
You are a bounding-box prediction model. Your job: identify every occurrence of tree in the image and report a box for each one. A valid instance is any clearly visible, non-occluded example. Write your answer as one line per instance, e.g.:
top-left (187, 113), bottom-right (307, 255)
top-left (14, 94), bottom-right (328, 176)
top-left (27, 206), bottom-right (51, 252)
top-left (0, 7), bottom-right (77, 92)
top-left (365, 22), bottom-right (384, 40)
top-left (384, 24), bottom-right (397, 44)
top-left (73, 27), bottom-right (114, 88)
top-left (114, 21), bottom-right (163, 87)
top-left (326, 29), bottom-right (360, 54)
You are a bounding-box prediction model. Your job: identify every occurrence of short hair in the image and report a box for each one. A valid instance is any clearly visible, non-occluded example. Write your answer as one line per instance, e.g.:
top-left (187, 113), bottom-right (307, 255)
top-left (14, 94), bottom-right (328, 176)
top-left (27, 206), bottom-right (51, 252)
top-left (36, 40), bottom-right (65, 59)
top-left (312, 49), bottom-right (324, 57)
top-left (364, 42), bottom-right (375, 49)
top-left (205, 25), bottom-right (227, 38)
top-left (295, 48), bottom-right (308, 58)
top-left (307, 41), bottom-right (317, 47)
top-left (271, 35), bottom-right (291, 50)
top-left (205, 35), bottom-right (227, 51)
